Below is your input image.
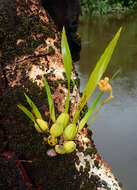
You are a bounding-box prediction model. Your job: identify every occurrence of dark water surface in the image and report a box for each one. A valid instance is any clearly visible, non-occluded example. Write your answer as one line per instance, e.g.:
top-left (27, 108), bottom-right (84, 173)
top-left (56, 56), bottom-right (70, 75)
top-left (77, 12), bottom-right (137, 190)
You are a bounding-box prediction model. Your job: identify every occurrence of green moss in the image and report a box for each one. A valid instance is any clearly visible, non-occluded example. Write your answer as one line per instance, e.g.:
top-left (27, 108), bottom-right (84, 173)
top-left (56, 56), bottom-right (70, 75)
top-left (80, 103), bottom-right (88, 119)
top-left (45, 78), bottom-right (80, 92)
top-left (85, 160), bottom-right (90, 172)
top-left (74, 78), bottom-right (80, 88)
top-left (85, 147), bottom-right (97, 157)
top-left (0, 2), bottom-right (57, 66)
top-left (80, 171), bottom-right (102, 190)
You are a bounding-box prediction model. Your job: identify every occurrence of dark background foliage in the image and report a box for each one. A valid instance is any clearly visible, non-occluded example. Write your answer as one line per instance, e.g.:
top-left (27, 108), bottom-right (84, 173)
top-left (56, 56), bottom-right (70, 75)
top-left (80, 0), bottom-right (137, 15)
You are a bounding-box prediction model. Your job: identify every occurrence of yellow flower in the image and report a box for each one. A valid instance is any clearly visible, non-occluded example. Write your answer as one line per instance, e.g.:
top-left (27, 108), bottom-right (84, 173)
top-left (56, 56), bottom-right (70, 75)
top-left (98, 77), bottom-right (112, 92)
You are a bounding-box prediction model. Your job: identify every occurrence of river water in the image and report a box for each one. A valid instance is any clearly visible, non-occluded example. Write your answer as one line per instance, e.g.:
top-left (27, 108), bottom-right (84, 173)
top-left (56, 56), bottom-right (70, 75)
top-left (77, 12), bottom-right (137, 190)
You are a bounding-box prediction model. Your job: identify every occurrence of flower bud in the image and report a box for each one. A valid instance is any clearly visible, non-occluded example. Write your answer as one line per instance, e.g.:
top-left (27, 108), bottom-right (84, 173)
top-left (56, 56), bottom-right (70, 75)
top-left (50, 122), bottom-right (63, 137)
top-left (34, 119), bottom-right (48, 133)
top-left (55, 145), bottom-right (66, 154)
top-left (63, 141), bottom-right (76, 153)
top-left (64, 124), bottom-right (77, 140)
top-left (48, 136), bottom-right (58, 146)
top-left (56, 113), bottom-right (69, 128)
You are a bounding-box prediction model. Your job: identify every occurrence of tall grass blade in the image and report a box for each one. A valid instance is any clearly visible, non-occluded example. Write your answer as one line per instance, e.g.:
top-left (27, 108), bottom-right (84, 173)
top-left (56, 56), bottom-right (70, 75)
top-left (42, 75), bottom-right (56, 122)
top-left (78, 92), bottom-right (103, 132)
top-left (61, 27), bottom-right (72, 113)
top-left (73, 27), bottom-right (122, 123)
top-left (24, 93), bottom-right (42, 120)
top-left (17, 104), bottom-right (35, 122)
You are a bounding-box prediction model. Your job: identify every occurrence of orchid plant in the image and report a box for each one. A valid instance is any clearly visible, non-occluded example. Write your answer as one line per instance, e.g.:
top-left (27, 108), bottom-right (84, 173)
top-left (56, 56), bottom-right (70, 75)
top-left (18, 27), bottom-right (122, 154)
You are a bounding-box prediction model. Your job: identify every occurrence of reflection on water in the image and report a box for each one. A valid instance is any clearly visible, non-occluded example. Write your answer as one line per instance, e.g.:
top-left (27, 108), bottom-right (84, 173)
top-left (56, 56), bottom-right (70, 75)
top-left (77, 12), bottom-right (137, 190)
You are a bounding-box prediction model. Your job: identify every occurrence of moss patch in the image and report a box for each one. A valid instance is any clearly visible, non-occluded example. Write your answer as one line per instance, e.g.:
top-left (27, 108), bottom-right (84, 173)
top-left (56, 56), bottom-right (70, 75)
top-left (84, 147), bottom-right (97, 157)
top-left (0, 0), bottom-right (57, 67)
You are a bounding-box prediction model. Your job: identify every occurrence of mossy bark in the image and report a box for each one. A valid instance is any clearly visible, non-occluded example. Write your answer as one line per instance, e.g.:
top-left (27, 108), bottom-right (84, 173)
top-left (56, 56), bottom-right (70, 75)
top-left (0, 0), bottom-right (122, 190)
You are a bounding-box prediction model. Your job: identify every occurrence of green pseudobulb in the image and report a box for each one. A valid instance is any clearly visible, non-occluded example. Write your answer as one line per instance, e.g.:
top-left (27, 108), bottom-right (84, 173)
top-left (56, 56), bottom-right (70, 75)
top-left (63, 141), bottom-right (76, 153)
top-left (35, 119), bottom-right (48, 133)
top-left (55, 145), bottom-right (66, 154)
top-left (56, 113), bottom-right (69, 129)
top-left (64, 124), bottom-right (77, 140)
top-left (50, 122), bottom-right (64, 137)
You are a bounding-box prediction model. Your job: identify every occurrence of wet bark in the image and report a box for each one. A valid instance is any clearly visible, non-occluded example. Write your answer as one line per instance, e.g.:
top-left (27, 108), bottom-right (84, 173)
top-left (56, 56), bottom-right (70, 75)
top-left (0, 0), bottom-right (122, 190)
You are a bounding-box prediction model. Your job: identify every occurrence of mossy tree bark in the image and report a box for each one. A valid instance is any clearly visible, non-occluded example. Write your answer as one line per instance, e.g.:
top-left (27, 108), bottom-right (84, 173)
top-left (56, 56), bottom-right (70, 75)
top-left (0, 0), bottom-right (122, 189)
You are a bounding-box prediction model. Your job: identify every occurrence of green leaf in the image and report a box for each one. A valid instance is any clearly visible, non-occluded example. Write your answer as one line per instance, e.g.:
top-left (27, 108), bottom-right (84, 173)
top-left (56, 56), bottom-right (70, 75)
top-left (110, 69), bottom-right (120, 80)
top-left (42, 75), bottom-right (56, 122)
top-left (64, 91), bottom-right (70, 113)
top-left (78, 69), bottom-right (119, 131)
top-left (61, 27), bottom-right (72, 87)
top-left (73, 27), bottom-right (122, 123)
top-left (24, 93), bottom-right (42, 120)
top-left (61, 27), bottom-right (72, 113)
top-left (17, 104), bottom-right (35, 122)
top-left (78, 92), bottom-right (103, 132)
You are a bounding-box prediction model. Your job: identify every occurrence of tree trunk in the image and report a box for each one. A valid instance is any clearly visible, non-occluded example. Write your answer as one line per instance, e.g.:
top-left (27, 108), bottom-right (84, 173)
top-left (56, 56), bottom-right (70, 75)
top-left (0, 0), bottom-right (122, 189)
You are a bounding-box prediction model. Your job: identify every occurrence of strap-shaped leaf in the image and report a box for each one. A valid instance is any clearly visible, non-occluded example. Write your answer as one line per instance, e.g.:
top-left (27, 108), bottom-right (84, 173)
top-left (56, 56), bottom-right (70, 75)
top-left (73, 27), bottom-right (122, 123)
top-left (61, 27), bottom-right (72, 113)
top-left (17, 104), bottom-right (35, 122)
top-left (24, 93), bottom-right (42, 119)
top-left (61, 27), bottom-right (72, 87)
top-left (42, 75), bottom-right (56, 122)
top-left (78, 92), bottom-right (103, 132)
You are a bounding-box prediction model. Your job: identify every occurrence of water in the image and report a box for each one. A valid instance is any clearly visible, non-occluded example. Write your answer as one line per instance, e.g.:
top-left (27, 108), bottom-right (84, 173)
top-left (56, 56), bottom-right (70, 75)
top-left (77, 12), bottom-right (137, 190)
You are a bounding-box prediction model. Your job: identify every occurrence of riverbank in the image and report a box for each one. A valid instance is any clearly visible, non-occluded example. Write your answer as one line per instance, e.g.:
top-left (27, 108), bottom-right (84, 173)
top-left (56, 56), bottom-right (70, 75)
top-left (81, 0), bottom-right (137, 16)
